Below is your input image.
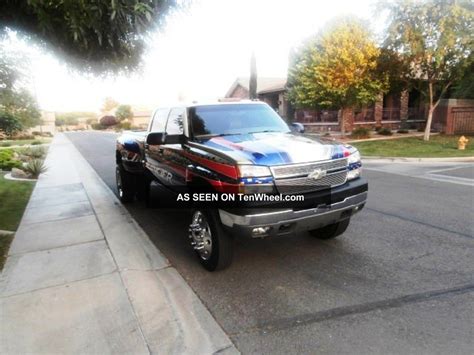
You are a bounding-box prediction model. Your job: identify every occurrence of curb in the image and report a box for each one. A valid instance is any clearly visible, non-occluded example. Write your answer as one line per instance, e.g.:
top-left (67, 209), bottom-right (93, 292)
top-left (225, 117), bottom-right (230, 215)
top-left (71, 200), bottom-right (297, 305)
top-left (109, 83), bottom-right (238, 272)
top-left (4, 173), bottom-right (37, 182)
top-left (362, 156), bottom-right (474, 162)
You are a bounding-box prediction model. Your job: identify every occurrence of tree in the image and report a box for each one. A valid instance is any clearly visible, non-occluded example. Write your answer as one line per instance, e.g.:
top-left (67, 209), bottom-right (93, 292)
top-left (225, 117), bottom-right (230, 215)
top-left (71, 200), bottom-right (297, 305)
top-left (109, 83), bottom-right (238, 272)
top-left (99, 115), bottom-right (118, 126)
top-left (451, 61), bottom-right (474, 99)
top-left (0, 46), bottom-right (41, 129)
top-left (382, 0), bottom-right (473, 140)
top-left (249, 52), bottom-right (257, 100)
top-left (287, 18), bottom-right (387, 134)
top-left (101, 97), bottom-right (119, 113)
top-left (0, 1), bottom-right (178, 73)
top-left (55, 111), bottom-right (96, 126)
top-left (115, 105), bottom-right (133, 121)
top-left (0, 109), bottom-right (23, 136)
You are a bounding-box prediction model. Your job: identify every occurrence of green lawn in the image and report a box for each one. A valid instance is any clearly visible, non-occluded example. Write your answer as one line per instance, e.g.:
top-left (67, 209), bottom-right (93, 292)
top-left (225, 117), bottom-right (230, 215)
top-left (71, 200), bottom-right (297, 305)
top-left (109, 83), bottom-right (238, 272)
top-left (0, 173), bottom-right (35, 270)
top-left (0, 173), bottom-right (35, 231)
top-left (352, 135), bottom-right (474, 157)
top-left (0, 137), bottom-right (52, 147)
top-left (0, 233), bottom-right (14, 271)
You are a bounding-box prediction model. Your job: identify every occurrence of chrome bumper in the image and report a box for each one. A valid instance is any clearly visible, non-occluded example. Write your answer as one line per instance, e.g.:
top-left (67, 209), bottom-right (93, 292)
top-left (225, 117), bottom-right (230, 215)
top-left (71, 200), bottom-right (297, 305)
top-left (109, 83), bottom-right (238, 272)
top-left (218, 192), bottom-right (367, 238)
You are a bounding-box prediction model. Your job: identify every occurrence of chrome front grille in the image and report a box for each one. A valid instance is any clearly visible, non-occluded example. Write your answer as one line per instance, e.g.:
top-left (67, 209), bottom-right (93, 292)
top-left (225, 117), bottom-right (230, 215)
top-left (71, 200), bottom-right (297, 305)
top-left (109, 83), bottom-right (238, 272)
top-left (271, 158), bottom-right (347, 179)
top-left (271, 158), bottom-right (348, 194)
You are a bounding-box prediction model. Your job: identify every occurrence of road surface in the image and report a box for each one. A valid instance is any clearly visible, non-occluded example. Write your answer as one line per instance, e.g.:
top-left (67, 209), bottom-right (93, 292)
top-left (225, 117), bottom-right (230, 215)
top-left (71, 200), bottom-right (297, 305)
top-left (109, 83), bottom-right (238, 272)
top-left (67, 131), bottom-right (474, 354)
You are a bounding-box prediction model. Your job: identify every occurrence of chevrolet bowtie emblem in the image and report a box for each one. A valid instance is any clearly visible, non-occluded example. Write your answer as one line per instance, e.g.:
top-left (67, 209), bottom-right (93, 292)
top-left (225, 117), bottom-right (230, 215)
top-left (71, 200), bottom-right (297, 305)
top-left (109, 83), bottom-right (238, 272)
top-left (308, 168), bottom-right (327, 180)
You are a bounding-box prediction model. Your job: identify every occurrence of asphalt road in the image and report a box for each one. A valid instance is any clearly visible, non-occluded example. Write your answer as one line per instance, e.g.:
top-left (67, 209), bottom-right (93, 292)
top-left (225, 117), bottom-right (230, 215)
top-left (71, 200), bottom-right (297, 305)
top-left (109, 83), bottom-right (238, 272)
top-left (67, 131), bottom-right (474, 354)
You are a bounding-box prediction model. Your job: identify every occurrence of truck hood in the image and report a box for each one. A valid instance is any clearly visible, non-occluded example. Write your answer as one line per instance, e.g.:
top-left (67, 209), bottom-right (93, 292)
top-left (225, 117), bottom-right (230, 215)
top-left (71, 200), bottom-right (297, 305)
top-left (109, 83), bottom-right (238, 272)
top-left (200, 132), bottom-right (350, 165)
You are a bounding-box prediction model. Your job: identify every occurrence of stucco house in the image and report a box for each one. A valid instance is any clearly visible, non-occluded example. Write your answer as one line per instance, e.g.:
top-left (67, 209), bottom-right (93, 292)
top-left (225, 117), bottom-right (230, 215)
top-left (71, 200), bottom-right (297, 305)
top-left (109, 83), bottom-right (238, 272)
top-left (226, 78), bottom-right (474, 134)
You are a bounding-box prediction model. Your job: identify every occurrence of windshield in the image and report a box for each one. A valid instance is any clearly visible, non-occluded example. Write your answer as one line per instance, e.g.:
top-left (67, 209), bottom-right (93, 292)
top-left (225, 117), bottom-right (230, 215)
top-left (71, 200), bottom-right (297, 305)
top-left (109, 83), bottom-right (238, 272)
top-left (189, 103), bottom-right (290, 138)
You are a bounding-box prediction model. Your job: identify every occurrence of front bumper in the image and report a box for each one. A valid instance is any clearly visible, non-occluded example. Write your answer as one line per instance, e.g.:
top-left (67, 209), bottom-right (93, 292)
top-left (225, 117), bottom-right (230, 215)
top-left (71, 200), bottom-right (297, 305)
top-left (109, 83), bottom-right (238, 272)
top-left (219, 183), bottom-right (367, 238)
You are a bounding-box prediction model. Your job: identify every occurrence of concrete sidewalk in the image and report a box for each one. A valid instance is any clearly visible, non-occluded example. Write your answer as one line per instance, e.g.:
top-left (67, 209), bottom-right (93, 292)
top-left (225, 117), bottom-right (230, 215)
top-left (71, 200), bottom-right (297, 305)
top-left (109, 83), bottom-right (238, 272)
top-left (0, 134), bottom-right (237, 354)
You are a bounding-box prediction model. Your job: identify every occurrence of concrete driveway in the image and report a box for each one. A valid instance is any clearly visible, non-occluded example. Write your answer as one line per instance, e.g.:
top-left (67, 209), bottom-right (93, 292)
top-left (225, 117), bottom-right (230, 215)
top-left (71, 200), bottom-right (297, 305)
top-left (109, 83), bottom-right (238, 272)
top-left (67, 131), bottom-right (474, 354)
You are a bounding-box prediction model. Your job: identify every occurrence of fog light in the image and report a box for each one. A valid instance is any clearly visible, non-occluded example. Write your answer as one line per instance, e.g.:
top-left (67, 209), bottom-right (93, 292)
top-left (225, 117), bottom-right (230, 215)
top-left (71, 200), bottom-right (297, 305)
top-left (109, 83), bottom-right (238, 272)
top-left (347, 168), bottom-right (361, 180)
top-left (252, 226), bottom-right (271, 237)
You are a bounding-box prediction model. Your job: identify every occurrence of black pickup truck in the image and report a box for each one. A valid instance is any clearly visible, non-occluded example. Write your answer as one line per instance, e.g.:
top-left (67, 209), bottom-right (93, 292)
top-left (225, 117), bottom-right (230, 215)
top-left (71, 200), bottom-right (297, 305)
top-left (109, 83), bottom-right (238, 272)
top-left (116, 101), bottom-right (367, 271)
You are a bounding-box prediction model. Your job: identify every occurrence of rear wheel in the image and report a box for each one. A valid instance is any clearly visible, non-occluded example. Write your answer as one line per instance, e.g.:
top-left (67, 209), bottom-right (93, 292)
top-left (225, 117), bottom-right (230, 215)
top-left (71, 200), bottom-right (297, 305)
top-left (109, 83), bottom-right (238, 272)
top-left (309, 218), bottom-right (350, 240)
top-left (116, 164), bottom-right (135, 203)
top-left (188, 209), bottom-right (233, 271)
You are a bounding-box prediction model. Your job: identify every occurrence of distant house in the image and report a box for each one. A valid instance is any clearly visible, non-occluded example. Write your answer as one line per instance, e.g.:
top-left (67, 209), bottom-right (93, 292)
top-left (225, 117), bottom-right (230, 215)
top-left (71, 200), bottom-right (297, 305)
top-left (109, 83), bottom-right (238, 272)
top-left (225, 77), bottom-right (291, 119)
top-left (226, 77), bottom-right (474, 134)
top-left (130, 110), bottom-right (152, 129)
top-left (28, 111), bottom-right (56, 135)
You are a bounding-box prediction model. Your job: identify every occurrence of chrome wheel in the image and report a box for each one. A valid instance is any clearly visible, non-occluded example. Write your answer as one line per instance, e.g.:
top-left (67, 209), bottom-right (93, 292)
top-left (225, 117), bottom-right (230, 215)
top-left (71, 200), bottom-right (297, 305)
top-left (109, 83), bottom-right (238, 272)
top-left (189, 211), bottom-right (213, 260)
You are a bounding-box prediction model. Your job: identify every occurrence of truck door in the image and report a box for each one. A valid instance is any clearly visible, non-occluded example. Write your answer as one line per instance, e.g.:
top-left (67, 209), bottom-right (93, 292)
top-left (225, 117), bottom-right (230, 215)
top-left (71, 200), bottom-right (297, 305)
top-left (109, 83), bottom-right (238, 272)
top-left (145, 108), bottom-right (171, 185)
top-left (160, 107), bottom-right (187, 189)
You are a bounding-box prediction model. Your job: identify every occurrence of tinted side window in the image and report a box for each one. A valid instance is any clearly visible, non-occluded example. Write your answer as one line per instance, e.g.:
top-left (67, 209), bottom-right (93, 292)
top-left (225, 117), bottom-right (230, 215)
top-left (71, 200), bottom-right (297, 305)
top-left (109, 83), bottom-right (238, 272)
top-left (166, 108), bottom-right (185, 135)
top-left (151, 108), bottom-right (169, 132)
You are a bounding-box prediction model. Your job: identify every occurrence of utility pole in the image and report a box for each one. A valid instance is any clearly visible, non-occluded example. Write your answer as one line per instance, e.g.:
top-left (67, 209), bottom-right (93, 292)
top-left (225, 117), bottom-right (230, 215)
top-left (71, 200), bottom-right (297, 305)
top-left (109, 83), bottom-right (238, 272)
top-left (249, 51), bottom-right (257, 100)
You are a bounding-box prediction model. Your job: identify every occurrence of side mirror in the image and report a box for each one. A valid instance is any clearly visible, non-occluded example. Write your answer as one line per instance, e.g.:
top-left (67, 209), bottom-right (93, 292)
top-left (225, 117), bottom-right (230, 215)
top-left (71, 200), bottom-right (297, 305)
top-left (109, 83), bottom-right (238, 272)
top-left (146, 132), bottom-right (165, 145)
top-left (146, 132), bottom-right (185, 145)
top-left (164, 134), bottom-right (184, 144)
top-left (290, 122), bottom-right (305, 134)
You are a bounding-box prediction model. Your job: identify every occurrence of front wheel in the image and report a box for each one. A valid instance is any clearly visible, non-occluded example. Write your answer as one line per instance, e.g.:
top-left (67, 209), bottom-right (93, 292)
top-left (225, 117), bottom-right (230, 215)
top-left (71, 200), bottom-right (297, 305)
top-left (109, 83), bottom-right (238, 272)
top-left (116, 165), bottom-right (135, 203)
top-left (309, 218), bottom-right (350, 240)
top-left (188, 209), bottom-right (233, 271)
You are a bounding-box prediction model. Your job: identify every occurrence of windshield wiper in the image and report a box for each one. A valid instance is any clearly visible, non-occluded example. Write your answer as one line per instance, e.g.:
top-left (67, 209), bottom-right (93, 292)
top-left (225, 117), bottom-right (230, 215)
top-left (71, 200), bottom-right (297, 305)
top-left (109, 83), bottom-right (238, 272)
top-left (196, 132), bottom-right (244, 139)
top-left (247, 130), bottom-right (285, 134)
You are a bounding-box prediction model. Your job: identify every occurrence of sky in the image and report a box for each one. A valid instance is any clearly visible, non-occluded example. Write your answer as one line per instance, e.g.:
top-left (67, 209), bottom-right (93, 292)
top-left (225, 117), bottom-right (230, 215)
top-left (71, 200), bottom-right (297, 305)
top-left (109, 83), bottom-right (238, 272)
top-left (6, 0), bottom-right (386, 112)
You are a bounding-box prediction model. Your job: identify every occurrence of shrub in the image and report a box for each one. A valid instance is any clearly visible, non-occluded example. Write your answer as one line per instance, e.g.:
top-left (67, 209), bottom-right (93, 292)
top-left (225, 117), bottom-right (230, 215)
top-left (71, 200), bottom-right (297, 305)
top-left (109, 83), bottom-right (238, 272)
top-left (91, 123), bottom-right (105, 130)
top-left (99, 115), bottom-right (117, 126)
top-left (0, 110), bottom-right (23, 137)
top-left (31, 140), bottom-right (42, 145)
top-left (22, 146), bottom-right (46, 159)
top-left (12, 134), bottom-right (35, 140)
top-left (397, 129), bottom-right (409, 134)
top-left (0, 142), bottom-right (12, 147)
top-left (351, 127), bottom-right (371, 139)
top-left (22, 159), bottom-right (46, 178)
top-left (378, 127), bottom-right (393, 136)
top-left (119, 121), bottom-right (131, 130)
top-left (0, 149), bottom-right (22, 171)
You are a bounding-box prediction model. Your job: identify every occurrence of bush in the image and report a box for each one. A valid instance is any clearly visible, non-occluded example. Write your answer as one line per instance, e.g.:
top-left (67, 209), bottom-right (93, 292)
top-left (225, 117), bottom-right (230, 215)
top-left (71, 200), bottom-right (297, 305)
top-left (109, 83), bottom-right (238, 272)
top-left (351, 127), bottom-right (371, 139)
top-left (119, 121), bottom-right (131, 130)
top-left (99, 115), bottom-right (117, 126)
top-left (22, 146), bottom-right (46, 159)
top-left (0, 142), bottom-right (12, 147)
top-left (91, 123), bottom-right (105, 130)
top-left (0, 149), bottom-right (22, 171)
top-left (12, 134), bottom-right (35, 140)
top-left (0, 110), bottom-right (23, 137)
top-left (397, 129), bottom-right (409, 134)
top-left (22, 159), bottom-right (46, 178)
top-left (378, 128), bottom-right (393, 136)
top-left (31, 140), bottom-right (42, 145)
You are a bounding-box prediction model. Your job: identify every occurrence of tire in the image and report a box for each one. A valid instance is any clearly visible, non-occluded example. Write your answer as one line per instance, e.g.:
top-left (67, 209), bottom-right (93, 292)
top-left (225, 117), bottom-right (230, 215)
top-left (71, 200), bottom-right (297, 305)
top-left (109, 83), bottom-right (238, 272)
top-left (309, 218), bottom-right (350, 240)
top-left (188, 209), bottom-right (233, 271)
top-left (116, 164), bottom-right (136, 203)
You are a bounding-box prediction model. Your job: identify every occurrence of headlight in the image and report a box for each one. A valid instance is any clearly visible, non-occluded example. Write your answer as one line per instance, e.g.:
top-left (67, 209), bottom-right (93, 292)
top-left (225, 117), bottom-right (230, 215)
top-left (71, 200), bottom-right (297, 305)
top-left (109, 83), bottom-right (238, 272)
top-left (238, 165), bottom-right (272, 178)
top-left (237, 165), bottom-right (275, 194)
top-left (347, 150), bottom-right (362, 180)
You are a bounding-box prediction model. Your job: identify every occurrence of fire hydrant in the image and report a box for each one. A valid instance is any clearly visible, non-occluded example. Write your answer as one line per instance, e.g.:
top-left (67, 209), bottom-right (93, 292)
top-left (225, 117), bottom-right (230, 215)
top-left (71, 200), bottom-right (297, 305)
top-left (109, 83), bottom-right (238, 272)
top-left (458, 136), bottom-right (469, 150)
